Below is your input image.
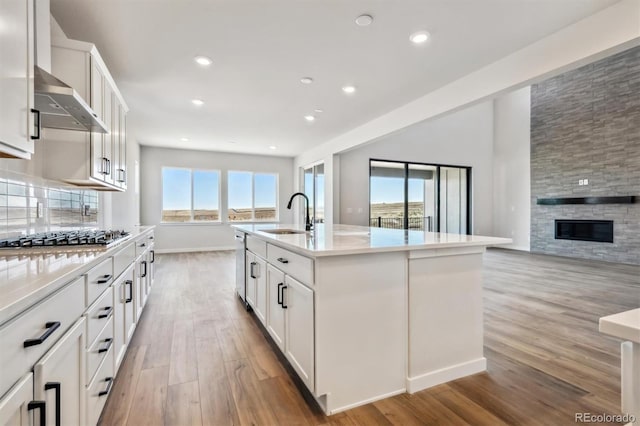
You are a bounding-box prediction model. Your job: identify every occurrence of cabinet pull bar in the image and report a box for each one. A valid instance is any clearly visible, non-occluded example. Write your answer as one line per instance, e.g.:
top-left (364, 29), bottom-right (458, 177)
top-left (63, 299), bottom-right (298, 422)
top-left (27, 401), bottom-right (46, 426)
top-left (141, 260), bottom-right (147, 278)
top-left (31, 109), bottom-right (41, 140)
top-left (24, 321), bottom-right (60, 347)
top-left (277, 257), bottom-right (289, 264)
top-left (98, 377), bottom-right (114, 397)
top-left (125, 280), bottom-right (133, 303)
top-left (44, 382), bottom-right (61, 426)
top-left (282, 285), bottom-right (288, 309)
top-left (277, 283), bottom-right (283, 306)
top-left (151, 250), bottom-right (155, 264)
top-left (250, 262), bottom-right (257, 279)
top-left (98, 306), bottom-right (113, 319)
top-left (97, 274), bottom-right (112, 284)
top-left (98, 338), bottom-right (113, 353)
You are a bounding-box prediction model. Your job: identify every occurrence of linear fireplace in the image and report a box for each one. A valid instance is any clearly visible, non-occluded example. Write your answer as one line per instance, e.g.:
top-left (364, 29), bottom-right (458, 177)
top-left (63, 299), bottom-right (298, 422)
top-left (555, 220), bottom-right (614, 243)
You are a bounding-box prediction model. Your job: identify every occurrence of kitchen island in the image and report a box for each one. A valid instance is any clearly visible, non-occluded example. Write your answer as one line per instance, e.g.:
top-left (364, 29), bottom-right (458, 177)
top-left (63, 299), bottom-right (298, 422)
top-left (233, 223), bottom-right (511, 415)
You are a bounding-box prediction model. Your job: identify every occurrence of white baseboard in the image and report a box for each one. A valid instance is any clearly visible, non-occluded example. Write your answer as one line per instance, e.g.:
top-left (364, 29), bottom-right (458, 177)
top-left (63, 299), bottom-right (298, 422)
top-left (321, 388), bottom-right (406, 415)
top-left (406, 357), bottom-right (487, 393)
top-left (154, 246), bottom-right (235, 254)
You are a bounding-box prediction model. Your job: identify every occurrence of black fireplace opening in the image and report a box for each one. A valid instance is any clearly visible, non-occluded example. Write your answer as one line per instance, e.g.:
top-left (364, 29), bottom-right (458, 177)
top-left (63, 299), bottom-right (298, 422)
top-left (555, 219), bottom-right (614, 243)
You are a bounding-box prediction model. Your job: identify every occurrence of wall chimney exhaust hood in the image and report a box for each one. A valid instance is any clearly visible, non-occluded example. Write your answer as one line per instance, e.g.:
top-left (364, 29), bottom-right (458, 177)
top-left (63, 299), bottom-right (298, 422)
top-left (34, 66), bottom-right (108, 133)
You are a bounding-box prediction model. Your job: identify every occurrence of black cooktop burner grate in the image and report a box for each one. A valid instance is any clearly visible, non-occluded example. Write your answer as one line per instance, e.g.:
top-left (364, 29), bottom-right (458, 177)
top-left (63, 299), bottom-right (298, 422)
top-left (0, 230), bottom-right (130, 249)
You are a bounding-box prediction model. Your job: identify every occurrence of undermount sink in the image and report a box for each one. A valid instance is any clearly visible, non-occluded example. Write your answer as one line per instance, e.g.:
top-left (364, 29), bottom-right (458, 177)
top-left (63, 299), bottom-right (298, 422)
top-left (260, 228), bottom-right (307, 235)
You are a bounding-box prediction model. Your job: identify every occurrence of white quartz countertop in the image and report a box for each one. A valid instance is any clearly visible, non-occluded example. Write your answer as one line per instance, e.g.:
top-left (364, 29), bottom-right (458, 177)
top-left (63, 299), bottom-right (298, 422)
top-left (233, 223), bottom-right (512, 257)
top-left (0, 226), bottom-right (154, 327)
top-left (599, 308), bottom-right (640, 343)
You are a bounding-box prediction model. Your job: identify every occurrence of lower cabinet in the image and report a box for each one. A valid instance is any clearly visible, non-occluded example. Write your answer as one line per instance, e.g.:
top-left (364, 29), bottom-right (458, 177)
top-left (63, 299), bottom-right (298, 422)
top-left (0, 373), bottom-right (35, 426)
top-left (33, 317), bottom-right (86, 426)
top-left (254, 257), bottom-right (267, 325)
top-left (283, 275), bottom-right (315, 391)
top-left (85, 347), bottom-right (114, 426)
top-left (266, 265), bottom-right (286, 351)
top-left (113, 264), bottom-right (135, 371)
top-left (265, 263), bottom-right (315, 391)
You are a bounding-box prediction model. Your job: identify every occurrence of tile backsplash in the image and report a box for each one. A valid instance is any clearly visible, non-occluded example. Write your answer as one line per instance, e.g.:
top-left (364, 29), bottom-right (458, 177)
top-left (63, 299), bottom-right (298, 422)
top-left (0, 170), bottom-right (99, 239)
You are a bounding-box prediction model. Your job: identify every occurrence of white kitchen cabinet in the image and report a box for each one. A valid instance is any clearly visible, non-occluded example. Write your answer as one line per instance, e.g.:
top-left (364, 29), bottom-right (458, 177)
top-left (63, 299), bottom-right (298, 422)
top-left (0, 0), bottom-right (36, 159)
top-left (254, 256), bottom-right (267, 325)
top-left (116, 105), bottom-right (127, 189)
top-left (112, 263), bottom-right (135, 372)
top-left (33, 317), bottom-right (86, 426)
top-left (266, 265), bottom-right (286, 351)
top-left (245, 252), bottom-right (257, 308)
top-left (40, 38), bottom-right (128, 191)
top-left (0, 373), bottom-right (35, 426)
top-left (284, 275), bottom-right (315, 391)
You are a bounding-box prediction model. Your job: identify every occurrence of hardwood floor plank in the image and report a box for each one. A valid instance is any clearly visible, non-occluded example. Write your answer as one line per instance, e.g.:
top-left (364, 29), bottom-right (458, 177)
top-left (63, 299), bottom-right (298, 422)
top-left (165, 381), bottom-right (202, 426)
top-left (140, 314), bottom-right (175, 369)
top-left (196, 337), bottom-right (241, 426)
top-left (224, 358), bottom-right (280, 426)
top-left (125, 366), bottom-right (169, 426)
top-left (168, 319), bottom-right (198, 385)
top-left (344, 404), bottom-right (392, 426)
top-left (99, 345), bottom-right (147, 426)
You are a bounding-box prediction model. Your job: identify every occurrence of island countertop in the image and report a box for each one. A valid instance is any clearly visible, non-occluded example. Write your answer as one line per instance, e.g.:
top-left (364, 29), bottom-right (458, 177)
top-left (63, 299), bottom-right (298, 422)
top-left (233, 223), bottom-right (511, 257)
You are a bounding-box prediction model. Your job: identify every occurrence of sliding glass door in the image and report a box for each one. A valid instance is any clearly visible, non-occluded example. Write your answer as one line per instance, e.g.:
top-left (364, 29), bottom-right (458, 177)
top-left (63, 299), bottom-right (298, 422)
top-left (369, 160), bottom-right (470, 233)
top-left (303, 163), bottom-right (325, 224)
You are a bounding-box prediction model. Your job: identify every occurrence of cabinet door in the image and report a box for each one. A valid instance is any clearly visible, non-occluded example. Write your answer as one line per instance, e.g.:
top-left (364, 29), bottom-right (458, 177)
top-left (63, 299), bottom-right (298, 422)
top-left (34, 317), bottom-right (86, 426)
top-left (90, 58), bottom-right (105, 181)
top-left (147, 244), bottom-right (155, 288)
top-left (255, 257), bottom-right (267, 325)
top-left (118, 107), bottom-right (127, 188)
top-left (246, 252), bottom-right (257, 308)
top-left (112, 277), bottom-right (126, 371)
top-left (0, 0), bottom-right (35, 159)
top-left (284, 276), bottom-right (315, 392)
top-left (135, 257), bottom-right (147, 321)
top-left (123, 267), bottom-right (136, 341)
top-left (0, 373), bottom-right (35, 426)
top-left (266, 265), bottom-right (285, 351)
top-left (103, 84), bottom-right (114, 186)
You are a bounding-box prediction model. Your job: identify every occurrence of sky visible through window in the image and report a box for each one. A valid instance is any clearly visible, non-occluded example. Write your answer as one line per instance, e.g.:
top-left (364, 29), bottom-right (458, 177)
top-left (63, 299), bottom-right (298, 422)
top-left (162, 168), bottom-right (220, 210)
top-left (371, 177), bottom-right (425, 204)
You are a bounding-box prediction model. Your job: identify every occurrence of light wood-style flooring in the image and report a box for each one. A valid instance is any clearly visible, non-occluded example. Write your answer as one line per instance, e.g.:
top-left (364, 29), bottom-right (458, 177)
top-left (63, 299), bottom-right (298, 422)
top-left (100, 249), bottom-right (639, 426)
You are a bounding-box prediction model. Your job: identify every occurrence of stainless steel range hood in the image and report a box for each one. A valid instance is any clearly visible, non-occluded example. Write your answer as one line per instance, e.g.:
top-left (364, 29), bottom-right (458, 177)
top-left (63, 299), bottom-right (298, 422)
top-left (34, 66), bottom-right (108, 133)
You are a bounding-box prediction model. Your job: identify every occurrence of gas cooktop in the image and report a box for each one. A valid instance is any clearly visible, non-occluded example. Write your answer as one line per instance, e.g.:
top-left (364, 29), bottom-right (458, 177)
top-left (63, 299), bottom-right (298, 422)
top-left (0, 230), bottom-right (130, 251)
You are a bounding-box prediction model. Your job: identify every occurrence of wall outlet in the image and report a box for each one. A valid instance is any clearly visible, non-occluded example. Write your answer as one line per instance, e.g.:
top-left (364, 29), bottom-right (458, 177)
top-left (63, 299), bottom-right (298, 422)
top-left (578, 179), bottom-right (584, 186)
top-left (346, 207), bottom-right (353, 214)
top-left (583, 179), bottom-right (589, 185)
top-left (36, 202), bottom-right (43, 218)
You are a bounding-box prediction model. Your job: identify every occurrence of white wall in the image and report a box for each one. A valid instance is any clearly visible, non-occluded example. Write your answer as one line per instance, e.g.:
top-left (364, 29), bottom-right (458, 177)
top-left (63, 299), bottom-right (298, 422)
top-left (493, 88), bottom-right (531, 251)
top-left (338, 101), bottom-right (495, 236)
top-left (140, 146), bottom-right (294, 252)
top-left (111, 140), bottom-right (141, 229)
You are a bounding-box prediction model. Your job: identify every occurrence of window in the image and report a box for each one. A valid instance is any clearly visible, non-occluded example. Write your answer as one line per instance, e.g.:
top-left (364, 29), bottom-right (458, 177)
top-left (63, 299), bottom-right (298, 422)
top-left (369, 160), bottom-right (470, 233)
top-left (162, 167), bottom-right (220, 222)
top-left (228, 171), bottom-right (278, 221)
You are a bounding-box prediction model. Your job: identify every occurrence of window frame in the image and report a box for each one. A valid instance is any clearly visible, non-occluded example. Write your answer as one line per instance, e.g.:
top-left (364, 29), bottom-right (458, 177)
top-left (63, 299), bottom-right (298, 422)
top-left (227, 170), bottom-right (279, 223)
top-left (161, 166), bottom-right (222, 224)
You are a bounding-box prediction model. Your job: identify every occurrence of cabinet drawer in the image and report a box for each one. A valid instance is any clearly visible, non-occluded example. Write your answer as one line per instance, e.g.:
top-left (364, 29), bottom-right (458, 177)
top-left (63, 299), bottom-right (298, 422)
top-left (85, 287), bottom-right (114, 348)
top-left (86, 317), bottom-right (114, 386)
top-left (267, 244), bottom-right (314, 285)
top-left (86, 258), bottom-right (113, 307)
top-left (247, 236), bottom-right (267, 259)
top-left (86, 347), bottom-right (114, 426)
top-left (113, 242), bottom-right (135, 280)
top-left (135, 238), bottom-right (150, 257)
top-left (0, 277), bottom-right (84, 397)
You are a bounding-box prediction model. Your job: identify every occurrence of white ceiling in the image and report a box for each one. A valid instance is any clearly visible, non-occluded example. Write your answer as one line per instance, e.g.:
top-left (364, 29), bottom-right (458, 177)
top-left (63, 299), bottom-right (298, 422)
top-left (51, 0), bottom-right (619, 157)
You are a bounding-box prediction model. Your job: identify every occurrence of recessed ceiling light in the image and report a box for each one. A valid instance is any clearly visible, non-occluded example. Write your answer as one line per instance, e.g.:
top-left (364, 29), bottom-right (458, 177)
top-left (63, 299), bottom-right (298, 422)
top-left (180, 137), bottom-right (189, 142)
top-left (342, 85), bottom-right (356, 94)
top-left (191, 99), bottom-right (204, 106)
top-left (269, 146), bottom-right (277, 150)
top-left (304, 115), bottom-right (315, 122)
top-left (300, 77), bottom-right (314, 84)
top-left (314, 109), bottom-right (323, 113)
top-left (355, 14), bottom-right (373, 26)
top-left (194, 56), bottom-right (212, 66)
top-left (410, 31), bottom-right (430, 44)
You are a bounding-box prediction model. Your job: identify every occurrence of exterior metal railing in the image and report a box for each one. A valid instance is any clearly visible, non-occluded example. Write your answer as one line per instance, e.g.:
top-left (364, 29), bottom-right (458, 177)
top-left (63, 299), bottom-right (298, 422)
top-left (369, 216), bottom-right (433, 231)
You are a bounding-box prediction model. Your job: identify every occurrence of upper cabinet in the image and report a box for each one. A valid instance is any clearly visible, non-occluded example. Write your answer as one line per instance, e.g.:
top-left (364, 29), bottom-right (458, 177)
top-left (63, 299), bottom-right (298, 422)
top-left (38, 38), bottom-right (129, 191)
top-left (0, 0), bottom-right (38, 159)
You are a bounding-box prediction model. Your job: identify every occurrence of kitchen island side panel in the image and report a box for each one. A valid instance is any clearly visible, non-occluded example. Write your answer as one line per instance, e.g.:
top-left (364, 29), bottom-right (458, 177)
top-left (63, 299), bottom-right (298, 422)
top-left (314, 251), bottom-right (407, 414)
